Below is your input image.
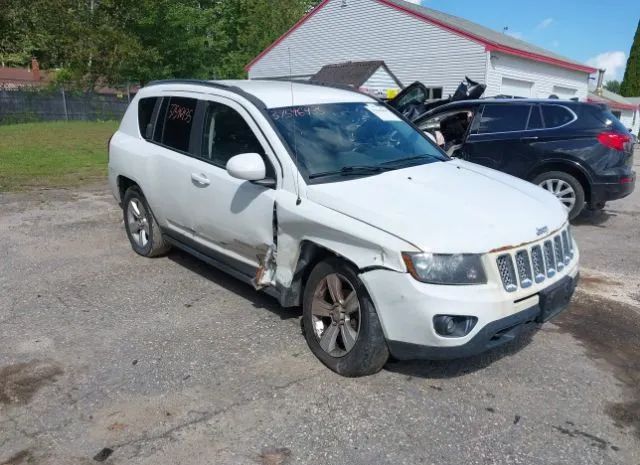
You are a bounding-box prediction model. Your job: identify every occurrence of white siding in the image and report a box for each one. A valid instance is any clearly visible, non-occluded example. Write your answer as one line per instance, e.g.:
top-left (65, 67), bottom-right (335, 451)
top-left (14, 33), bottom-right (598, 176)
top-left (248, 0), bottom-right (486, 96)
top-left (617, 108), bottom-right (639, 135)
top-left (486, 52), bottom-right (589, 100)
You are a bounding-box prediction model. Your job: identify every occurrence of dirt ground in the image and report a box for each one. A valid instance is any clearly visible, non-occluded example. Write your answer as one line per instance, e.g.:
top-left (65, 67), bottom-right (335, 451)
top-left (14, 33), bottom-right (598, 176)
top-left (1, 156), bottom-right (639, 464)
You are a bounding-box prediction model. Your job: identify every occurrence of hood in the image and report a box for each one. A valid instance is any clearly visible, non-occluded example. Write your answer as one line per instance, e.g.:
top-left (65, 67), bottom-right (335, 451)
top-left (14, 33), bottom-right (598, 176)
top-left (306, 160), bottom-right (567, 254)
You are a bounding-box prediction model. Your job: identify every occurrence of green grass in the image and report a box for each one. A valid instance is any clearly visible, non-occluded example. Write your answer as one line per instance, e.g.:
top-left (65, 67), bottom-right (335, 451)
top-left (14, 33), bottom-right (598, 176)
top-left (0, 121), bottom-right (119, 191)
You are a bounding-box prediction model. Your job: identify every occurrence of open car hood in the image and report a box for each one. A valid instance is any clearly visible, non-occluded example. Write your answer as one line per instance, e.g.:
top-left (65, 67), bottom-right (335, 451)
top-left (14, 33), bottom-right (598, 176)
top-left (388, 77), bottom-right (486, 121)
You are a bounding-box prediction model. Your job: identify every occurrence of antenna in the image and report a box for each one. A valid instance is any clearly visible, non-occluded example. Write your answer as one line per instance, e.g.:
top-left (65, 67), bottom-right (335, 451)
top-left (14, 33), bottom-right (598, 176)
top-left (288, 47), bottom-right (302, 206)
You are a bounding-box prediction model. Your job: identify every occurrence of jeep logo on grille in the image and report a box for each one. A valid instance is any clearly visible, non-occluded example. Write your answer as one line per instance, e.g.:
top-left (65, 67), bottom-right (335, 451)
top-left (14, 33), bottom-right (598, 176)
top-left (536, 226), bottom-right (549, 236)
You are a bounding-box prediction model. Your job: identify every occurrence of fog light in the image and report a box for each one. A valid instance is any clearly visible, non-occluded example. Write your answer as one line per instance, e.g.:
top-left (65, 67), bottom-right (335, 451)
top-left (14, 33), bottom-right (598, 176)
top-left (433, 315), bottom-right (478, 338)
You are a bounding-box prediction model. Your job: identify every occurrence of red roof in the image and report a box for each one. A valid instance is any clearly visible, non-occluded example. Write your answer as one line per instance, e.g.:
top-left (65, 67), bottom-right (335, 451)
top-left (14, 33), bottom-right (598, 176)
top-left (245, 0), bottom-right (597, 74)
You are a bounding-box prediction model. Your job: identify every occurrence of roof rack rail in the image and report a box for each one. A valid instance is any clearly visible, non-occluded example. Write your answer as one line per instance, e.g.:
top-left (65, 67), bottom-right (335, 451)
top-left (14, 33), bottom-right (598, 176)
top-left (144, 79), bottom-right (268, 109)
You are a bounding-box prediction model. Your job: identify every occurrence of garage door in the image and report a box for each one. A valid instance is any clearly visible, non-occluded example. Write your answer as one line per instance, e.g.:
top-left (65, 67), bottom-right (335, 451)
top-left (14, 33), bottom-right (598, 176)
top-left (500, 77), bottom-right (533, 97)
top-left (552, 85), bottom-right (577, 99)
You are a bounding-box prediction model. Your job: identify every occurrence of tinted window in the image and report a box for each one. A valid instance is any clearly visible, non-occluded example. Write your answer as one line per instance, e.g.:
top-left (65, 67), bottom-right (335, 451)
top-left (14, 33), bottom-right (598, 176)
top-left (541, 105), bottom-right (574, 128)
top-left (138, 97), bottom-right (158, 140)
top-left (527, 106), bottom-right (543, 130)
top-left (478, 104), bottom-right (530, 133)
top-left (158, 97), bottom-right (197, 153)
top-left (572, 104), bottom-right (629, 132)
top-left (201, 102), bottom-right (265, 168)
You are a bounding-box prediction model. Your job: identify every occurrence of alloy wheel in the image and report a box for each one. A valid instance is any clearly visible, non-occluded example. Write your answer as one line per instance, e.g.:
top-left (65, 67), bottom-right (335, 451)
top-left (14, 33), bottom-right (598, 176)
top-left (539, 178), bottom-right (576, 211)
top-left (310, 273), bottom-right (361, 357)
top-left (127, 198), bottom-right (150, 248)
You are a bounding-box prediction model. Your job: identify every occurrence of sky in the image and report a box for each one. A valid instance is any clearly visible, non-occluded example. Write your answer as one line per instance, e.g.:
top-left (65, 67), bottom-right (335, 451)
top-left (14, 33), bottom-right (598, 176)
top-left (404, 0), bottom-right (639, 82)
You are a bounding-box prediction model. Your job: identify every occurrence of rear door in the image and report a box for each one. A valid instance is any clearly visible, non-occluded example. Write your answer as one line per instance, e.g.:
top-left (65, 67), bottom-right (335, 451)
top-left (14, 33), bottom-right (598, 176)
top-left (463, 103), bottom-right (541, 177)
top-left (144, 95), bottom-right (200, 236)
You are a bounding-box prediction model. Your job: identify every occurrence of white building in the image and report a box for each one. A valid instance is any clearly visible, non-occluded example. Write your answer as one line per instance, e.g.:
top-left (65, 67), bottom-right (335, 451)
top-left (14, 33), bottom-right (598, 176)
top-left (589, 90), bottom-right (640, 136)
top-left (246, 0), bottom-right (596, 100)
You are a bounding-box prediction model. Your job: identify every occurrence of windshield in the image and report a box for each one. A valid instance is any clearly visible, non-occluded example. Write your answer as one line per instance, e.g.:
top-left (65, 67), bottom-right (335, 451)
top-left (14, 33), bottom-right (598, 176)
top-left (268, 102), bottom-right (448, 182)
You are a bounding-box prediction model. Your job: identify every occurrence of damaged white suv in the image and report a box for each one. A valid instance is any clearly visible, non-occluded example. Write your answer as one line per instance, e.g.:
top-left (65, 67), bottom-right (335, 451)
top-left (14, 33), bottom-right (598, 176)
top-left (109, 80), bottom-right (579, 376)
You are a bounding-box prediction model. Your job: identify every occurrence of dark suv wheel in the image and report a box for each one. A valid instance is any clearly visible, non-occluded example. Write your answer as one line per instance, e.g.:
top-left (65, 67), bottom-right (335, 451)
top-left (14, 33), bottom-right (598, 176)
top-left (302, 258), bottom-right (389, 377)
top-left (533, 171), bottom-right (585, 220)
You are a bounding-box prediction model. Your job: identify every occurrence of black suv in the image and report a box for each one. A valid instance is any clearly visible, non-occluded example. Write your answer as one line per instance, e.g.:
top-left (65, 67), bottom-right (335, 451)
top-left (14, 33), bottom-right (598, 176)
top-left (411, 99), bottom-right (636, 219)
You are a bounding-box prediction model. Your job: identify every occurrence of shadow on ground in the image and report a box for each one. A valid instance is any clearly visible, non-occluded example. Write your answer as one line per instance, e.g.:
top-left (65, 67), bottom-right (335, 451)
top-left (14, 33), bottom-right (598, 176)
top-left (167, 248), bottom-right (300, 321)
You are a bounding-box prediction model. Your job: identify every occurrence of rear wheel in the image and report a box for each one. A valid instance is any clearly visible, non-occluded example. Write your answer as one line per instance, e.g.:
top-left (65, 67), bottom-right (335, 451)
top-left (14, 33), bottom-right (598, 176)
top-left (123, 187), bottom-right (170, 257)
top-left (302, 258), bottom-right (389, 377)
top-left (534, 171), bottom-right (585, 220)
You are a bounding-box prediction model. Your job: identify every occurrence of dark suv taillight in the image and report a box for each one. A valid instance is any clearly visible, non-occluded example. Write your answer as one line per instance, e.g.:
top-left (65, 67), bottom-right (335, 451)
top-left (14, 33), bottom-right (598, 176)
top-left (597, 131), bottom-right (630, 151)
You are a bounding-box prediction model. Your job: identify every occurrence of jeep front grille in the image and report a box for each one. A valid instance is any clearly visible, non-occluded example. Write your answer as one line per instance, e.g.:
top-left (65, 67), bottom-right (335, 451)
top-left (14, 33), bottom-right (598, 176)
top-left (496, 227), bottom-right (574, 292)
top-left (496, 254), bottom-right (517, 292)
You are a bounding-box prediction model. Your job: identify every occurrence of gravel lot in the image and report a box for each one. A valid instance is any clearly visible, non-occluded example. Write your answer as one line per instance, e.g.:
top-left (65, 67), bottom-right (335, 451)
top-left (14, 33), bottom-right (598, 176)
top-left (1, 155), bottom-right (639, 465)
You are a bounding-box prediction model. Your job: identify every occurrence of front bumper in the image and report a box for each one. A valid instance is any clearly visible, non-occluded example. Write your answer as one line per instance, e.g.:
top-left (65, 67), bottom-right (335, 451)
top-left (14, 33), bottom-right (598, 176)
top-left (387, 274), bottom-right (578, 360)
top-left (360, 252), bottom-right (579, 360)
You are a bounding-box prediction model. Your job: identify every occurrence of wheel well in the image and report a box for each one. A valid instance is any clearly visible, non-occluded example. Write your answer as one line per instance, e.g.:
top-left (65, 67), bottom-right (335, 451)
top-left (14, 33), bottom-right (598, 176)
top-left (117, 176), bottom-right (138, 205)
top-left (528, 162), bottom-right (591, 203)
top-left (279, 241), bottom-right (359, 307)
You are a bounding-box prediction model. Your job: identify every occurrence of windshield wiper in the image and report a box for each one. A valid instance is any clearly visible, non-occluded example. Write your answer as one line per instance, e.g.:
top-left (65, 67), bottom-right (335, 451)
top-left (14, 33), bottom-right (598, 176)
top-left (379, 155), bottom-right (435, 166)
top-left (309, 165), bottom-right (393, 179)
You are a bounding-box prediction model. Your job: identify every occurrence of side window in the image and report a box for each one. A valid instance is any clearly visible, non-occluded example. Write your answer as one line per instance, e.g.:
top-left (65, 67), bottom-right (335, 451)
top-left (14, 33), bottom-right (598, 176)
top-left (200, 101), bottom-right (271, 175)
top-left (138, 97), bottom-right (159, 140)
top-left (527, 105), bottom-right (543, 130)
top-left (541, 105), bottom-right (574, 128)
top-left (478, 104), bottom-right (530, 133)
top-left (156, 97), bottom-right (197, 153)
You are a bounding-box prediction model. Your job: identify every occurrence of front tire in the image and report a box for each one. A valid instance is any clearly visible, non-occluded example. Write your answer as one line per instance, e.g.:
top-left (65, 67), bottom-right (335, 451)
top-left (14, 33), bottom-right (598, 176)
top-left (123, 187), bottom-right (170, 257)
top-left (302, 258), bottom-right (389, 377)
top-left (534, 171), bottom-right (585, 220)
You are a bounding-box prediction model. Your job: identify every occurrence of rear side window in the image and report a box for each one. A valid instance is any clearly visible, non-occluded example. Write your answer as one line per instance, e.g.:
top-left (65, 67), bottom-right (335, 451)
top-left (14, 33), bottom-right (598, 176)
top-left (478, 104), bottom-right (530, 133)
top-left (138, 97), bottom-right (159, 140)
top-left (571, 104), bottom-right (628, 132)
top-left (157, 97), bottom-right (197, 153)
top-left (541, 105), bottom-right (575, 128)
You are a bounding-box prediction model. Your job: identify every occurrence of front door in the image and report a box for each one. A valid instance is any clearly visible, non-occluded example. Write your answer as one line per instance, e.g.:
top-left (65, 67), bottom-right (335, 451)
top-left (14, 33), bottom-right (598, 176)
top-left (186, 97), bottom-right (278, 272)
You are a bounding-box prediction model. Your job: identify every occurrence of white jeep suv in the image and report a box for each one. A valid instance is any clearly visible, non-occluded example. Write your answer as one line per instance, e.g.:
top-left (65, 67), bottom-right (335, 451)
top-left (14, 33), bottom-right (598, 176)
top-left (108, 80), bottom-right (579, 376)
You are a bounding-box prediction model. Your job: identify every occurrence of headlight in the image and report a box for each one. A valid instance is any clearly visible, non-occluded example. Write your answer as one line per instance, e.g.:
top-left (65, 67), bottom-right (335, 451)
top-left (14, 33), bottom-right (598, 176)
top-left (402, 252), bottom-right (487, 285)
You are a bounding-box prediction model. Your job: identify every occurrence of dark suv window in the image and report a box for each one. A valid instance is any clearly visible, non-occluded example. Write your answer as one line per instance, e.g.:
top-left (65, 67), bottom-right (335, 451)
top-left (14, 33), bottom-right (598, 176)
top-left (138, 97), bottom-right (159, 140)
top-left (478, 104), bottom-right (530, 133)
top-left (201, 101), bottom-right (264, 168)
top-left (527, 105), bottom-right (544, 130)
top-left (541, 105), bottom-right (574, 128)
top-left (156, 97), bottom-right (197, 153)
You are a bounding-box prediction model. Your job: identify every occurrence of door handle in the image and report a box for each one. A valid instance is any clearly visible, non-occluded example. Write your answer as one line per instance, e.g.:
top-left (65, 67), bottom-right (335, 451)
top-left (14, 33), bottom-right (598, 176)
top-left (191, 173), bottom-right (210, 186)
top-left (520, 136), bottom-right (539, 142)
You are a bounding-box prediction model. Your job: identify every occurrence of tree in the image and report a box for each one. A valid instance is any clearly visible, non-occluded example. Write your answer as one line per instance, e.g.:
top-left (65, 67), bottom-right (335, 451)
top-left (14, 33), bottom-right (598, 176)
top-left (0, 0), bottom-right (318, 88)
top-left (620, 20), bottom-right (640, 96)
top-left (605, 80), bottom-right (621, 94)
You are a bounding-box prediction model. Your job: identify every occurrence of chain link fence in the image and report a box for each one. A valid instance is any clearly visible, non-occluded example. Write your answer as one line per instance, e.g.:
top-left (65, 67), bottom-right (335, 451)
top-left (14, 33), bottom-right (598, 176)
top-left (0, 87), bottom-right (132, 124)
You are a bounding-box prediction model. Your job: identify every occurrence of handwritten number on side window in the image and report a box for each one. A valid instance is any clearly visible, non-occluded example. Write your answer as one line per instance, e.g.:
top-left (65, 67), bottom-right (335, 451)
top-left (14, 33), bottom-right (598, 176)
top-left (168, 104), bottom-right (194, 123)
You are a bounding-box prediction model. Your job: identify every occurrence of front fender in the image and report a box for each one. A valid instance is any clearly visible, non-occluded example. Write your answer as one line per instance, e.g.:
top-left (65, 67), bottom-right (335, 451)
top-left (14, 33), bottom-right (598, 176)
top-left (274, 190), bottom-right (417, 288)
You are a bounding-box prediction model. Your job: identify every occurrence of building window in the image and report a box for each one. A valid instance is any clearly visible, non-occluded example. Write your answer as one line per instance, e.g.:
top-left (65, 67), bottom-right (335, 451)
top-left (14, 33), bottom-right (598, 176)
top-left (427, 87), bottom-right (443, 100)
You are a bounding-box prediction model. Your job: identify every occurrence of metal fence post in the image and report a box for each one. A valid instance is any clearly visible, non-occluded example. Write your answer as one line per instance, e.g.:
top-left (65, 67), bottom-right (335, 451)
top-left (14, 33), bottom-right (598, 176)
top-left (61, 86), bottom-right (69, 121)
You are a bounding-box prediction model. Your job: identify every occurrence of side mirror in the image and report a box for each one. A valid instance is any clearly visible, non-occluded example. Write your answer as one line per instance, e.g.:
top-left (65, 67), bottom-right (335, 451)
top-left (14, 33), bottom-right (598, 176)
top-left (226, 153), bottom-right (267, 181)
